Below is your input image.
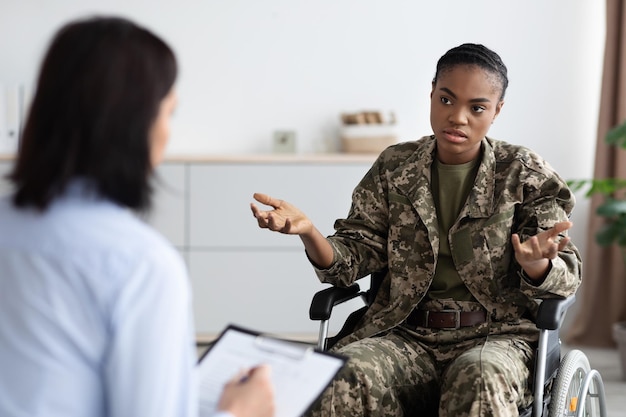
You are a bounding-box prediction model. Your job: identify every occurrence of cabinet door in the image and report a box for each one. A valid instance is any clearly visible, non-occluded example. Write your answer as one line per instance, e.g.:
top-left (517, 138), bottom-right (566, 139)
top-left (188, 249), bottom-right (367, 339)
top-left (143, 162), bottom-right (187, 248)
top-left (188, 163), bottom-right (371, 248)
top-left (0, 161), bottom-right (14, 197)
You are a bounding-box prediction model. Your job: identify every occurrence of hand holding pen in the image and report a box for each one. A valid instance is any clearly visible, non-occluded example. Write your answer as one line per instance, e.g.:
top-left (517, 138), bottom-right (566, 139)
top-left (217, 364), bottom-right (275, 417)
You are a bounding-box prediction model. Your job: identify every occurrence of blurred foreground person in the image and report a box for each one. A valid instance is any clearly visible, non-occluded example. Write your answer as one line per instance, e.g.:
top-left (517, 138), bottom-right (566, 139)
top-left (0, 16), bottom-right (274, 417)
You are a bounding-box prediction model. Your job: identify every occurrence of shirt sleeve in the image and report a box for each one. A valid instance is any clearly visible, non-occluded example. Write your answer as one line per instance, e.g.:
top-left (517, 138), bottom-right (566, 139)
top-left (104, 244), bottom-right (198, 417)
top-left (515, 169), bottom-right (582, 299)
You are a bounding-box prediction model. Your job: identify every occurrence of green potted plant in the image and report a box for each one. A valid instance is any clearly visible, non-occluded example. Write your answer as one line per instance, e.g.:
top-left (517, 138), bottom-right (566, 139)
top-left (568, 120), bottom-right (626, 380)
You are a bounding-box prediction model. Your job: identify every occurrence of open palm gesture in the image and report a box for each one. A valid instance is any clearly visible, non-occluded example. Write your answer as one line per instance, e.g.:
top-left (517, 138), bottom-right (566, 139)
top-left (250, 193), bottom-right (313, 235)
top-left (511, 221), bottom-right (572, 279)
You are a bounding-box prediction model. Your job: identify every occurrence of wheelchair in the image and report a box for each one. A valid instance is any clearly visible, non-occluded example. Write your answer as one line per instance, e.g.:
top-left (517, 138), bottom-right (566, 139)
top-left (309, 270), bottom-right (608, 417)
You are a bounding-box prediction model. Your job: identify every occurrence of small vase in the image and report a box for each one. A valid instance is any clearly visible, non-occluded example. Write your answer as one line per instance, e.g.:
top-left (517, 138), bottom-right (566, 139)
top-left (613, 321), bottom-right (626, 381)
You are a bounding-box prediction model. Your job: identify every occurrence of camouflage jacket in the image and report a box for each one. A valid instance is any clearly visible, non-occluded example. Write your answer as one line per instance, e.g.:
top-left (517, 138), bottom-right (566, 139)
top-left (313, 136), bottom-right (582, 348)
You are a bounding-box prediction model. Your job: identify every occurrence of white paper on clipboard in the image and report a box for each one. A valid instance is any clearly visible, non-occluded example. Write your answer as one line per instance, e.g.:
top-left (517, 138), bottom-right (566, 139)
top-left (196, 324), bottom-right (347, 417)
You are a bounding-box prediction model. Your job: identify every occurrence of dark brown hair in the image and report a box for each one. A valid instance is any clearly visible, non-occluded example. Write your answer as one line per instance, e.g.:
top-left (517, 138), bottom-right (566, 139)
top-left (10, 16), bottom-right (177, 211)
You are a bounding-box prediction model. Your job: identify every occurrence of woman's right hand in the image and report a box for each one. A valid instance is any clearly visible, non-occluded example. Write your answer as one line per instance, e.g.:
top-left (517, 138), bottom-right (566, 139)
top-left (250, 193), bottom-right (313, 235)
top-left (250, 193), bottom-right (335, 268)
top-left (217, 365), bottom-right (275, 417)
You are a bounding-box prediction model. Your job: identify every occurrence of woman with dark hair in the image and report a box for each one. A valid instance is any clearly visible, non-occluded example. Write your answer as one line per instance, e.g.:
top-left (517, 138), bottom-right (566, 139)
top-left (0, 16), bottom-right (274, 417)
top-left (10, 16), bottom-right (176, 211)
top-left (251, 43), bottom-right (581, 416)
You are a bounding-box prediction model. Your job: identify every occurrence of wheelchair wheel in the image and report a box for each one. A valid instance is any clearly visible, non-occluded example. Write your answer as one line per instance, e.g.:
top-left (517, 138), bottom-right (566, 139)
top-left (549, 349), bottom-right (594, 416)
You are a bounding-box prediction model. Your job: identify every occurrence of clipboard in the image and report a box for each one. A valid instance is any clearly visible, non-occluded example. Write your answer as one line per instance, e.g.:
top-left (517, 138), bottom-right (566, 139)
top-left (196, 324), bottom-right (347, 417)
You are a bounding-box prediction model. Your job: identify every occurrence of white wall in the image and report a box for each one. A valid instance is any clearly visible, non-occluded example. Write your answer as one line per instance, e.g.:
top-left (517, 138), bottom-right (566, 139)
top-left (0, 0), bottom-right (606, 322)
top-left (0, 1), bottom-right (604, 156)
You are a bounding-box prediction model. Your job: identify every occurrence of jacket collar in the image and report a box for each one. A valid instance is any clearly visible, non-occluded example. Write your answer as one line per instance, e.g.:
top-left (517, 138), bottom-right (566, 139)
top-left (391, 136), bottom-right (496, 220)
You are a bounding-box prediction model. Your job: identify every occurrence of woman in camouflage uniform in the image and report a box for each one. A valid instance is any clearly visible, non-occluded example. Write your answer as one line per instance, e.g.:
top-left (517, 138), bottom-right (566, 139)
top-left (251, 43), bottom-right (581, 417)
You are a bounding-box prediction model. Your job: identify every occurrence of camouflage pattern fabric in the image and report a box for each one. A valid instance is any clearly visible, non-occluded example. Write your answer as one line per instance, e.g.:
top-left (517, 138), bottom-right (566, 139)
top-left (309, 136), bottom-right (582, 415)
top-left (306, 325), bottom-right (534, 417)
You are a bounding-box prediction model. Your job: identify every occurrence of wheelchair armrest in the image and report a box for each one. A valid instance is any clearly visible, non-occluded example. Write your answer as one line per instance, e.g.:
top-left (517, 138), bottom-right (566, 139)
top-left (535, 295), bottom-right (576, 330)
top-left (309, 283), bottom-right (361, 321)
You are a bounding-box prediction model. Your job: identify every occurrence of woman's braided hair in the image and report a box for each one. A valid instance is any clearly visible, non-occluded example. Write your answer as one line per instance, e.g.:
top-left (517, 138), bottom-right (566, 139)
top-left (433, 43), bottom-right (509, 100)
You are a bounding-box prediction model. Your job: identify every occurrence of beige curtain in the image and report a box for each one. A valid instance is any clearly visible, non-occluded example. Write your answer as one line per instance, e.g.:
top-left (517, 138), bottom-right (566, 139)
top-left (565, 0), bottom-right (626, 348)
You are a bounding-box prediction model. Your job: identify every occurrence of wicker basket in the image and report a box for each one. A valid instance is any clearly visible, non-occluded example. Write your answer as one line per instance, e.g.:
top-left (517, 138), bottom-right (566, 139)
top-left (340, 124), bottom-right (398, 154)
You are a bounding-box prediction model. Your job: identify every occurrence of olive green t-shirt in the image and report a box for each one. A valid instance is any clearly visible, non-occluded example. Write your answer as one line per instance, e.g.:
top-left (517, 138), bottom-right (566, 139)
top-left (428, 158), bottom-right (480, 301)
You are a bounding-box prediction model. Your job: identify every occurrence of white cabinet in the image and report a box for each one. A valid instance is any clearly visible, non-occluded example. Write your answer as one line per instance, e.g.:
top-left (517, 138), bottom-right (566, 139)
top-left (149, 163), bottom-right (187, 248)
top-left (0, 160), bottom-right (13, 197)
top-left (1, 156), bottom-right (372, 340)
top-left (188, 163), bottom-right (364, 248)
top-left (188, 250), bottom-right (323, 335)
top-left (149, 157), bottom-right (374, 339)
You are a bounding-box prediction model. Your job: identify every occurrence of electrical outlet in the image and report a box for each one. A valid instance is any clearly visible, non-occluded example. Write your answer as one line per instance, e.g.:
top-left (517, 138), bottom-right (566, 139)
top-left (273, 130), bottom-right (296, 153)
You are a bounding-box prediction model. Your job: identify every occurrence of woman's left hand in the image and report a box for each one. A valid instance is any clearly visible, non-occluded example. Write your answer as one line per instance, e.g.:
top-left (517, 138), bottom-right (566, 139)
top-left (511, 221), bottom-right (572, 280)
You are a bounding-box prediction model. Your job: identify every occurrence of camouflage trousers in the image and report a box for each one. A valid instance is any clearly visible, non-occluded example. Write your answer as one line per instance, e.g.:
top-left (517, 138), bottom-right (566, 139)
top-left (306, 313), bottom-right (535, 416)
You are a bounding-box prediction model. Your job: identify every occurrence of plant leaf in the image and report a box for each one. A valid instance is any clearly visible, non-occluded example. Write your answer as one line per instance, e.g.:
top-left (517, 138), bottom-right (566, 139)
top-left (566, 179), bottom-right (589, 193)
top-left (572, 178), bottom-right (626, 197)
top-left (596, 199), bottom-right (626, 216)
top-left (596, 223), bottom-right (619, 246)
top-left (606, 120), bottom-right (626, 148)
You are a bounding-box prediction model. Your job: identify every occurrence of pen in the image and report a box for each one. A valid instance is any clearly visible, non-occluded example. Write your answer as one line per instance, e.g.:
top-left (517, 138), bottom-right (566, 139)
top-left (238, 366), bottom-right (259, 384)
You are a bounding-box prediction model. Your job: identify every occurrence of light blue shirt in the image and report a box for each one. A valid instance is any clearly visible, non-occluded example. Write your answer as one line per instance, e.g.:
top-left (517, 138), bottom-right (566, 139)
top-left (0, 181), bottom-right (206, 417)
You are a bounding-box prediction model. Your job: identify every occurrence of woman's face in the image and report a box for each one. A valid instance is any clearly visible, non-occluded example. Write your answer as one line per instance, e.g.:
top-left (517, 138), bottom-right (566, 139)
top-left (429, 65), bottom-right (504, 164)
top-left (149, 87), bottom-right (178, 167)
